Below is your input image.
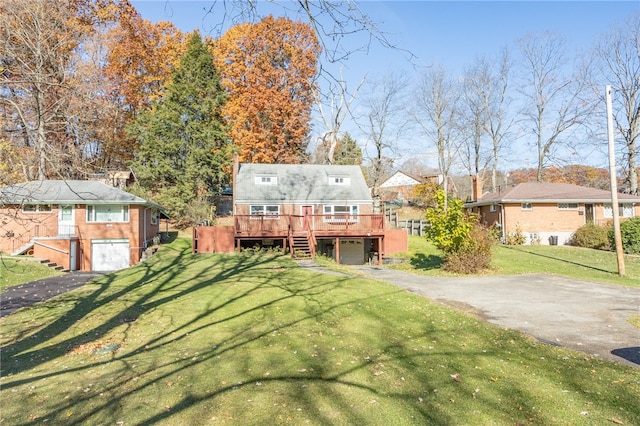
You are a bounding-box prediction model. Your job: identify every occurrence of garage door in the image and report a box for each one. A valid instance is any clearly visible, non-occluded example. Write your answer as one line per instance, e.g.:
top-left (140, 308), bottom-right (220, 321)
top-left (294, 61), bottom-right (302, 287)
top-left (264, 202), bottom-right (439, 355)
top-left (91, 239), bottom-right (130, 271)
top-left (339, 239), bottom-right (365, 265)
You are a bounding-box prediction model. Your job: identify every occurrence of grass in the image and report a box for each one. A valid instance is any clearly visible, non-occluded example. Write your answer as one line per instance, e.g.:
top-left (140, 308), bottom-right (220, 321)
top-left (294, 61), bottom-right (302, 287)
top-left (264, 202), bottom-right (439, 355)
top-left (0, 257), bottom-right (63, 291)
top-left (1, 238), bottom-right (639, 425)
top-left (389, 236), bottom-right (640, 288)
top-left (629, 315), bottom-right (640, 330)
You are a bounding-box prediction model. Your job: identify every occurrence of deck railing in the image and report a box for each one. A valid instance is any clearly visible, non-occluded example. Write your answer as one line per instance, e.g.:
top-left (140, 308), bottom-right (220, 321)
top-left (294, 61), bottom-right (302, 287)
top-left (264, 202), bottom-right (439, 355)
top-left (235, 214), bottom-right (385, 237)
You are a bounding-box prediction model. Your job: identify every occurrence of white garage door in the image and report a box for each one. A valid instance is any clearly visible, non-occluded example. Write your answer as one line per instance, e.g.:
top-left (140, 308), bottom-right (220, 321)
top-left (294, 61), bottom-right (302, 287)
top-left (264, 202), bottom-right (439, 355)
top-left (91, 239), bottom-right (130, 271)
top-left (339, 239), bottom-right (365, 265)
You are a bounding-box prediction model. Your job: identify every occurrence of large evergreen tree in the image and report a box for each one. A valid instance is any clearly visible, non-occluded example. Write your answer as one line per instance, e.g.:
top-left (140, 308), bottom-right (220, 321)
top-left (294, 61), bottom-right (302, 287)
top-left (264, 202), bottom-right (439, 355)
top-left (128, 32), bottom-right (230, 227)
top-left (333, 133), bottom-right (363, 165)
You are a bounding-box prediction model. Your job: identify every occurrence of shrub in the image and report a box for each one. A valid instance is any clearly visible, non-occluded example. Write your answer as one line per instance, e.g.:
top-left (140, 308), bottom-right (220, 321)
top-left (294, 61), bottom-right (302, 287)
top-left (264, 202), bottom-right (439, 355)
top-left (425, 190), bottom-right (475, 254)
top-left (504, 226), bottom-right (526, 245)
top-left (609, 217), bottom-right (640, 254)
top-left (443, 223), bottom-right (494, 274)
top-left (570, 223), bottom-right (611, 250)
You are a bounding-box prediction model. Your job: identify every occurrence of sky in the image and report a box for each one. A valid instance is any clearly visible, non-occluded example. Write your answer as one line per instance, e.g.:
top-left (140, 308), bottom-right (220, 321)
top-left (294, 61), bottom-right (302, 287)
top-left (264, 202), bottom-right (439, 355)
top-left (131, 1), bottom-right (640, 171)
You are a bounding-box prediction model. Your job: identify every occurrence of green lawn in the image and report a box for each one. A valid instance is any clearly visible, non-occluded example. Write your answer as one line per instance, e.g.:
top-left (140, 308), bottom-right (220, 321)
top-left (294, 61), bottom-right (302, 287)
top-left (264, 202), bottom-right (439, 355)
top-left (389, 236), bottom-right (640, 288)
top-left (1, 238), bottom-right (639, 425)
top-left (0, 257), bottom-right (63, 291)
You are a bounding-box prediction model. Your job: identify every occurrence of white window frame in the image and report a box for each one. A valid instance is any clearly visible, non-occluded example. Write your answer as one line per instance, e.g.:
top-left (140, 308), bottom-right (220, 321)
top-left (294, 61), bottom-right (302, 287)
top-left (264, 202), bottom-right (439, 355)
top-left (603, 203), bottom-right (634, 218)
top-left (250, 205), bottom-right (280, 219)
top-left (323, 205), bottom-right (359, 222)
top-left (521, 202), bottom-right (532, 211)
top-left (22, 204), bottom-right (52, 213)
top-left (86, 204), bottom-right (130, 223)
top-left (558, 203), bottom-right (579, 210)
top-left (151, 210), bottom-right (159, 225)
top-left (255, 176), bottom-right (277, 185)
top-left (489, 204), bottom-right (497, 212)
top-left (328, 176), bottom-right (350, 185)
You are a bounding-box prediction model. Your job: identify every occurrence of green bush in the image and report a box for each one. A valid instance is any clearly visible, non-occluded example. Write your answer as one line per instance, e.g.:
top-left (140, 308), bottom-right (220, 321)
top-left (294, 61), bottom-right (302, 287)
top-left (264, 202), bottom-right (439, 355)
top-left (609, 217), bottom-right (640, 254)
top-left (443, 223), bottom-right (495, 274)
top-left (570, 223), bottom-right (611, 250)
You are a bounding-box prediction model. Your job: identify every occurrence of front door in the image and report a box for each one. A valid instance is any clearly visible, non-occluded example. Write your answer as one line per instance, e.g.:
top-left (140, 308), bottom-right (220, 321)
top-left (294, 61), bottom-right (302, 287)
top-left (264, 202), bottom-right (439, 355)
top-left (585, 204), bottom-right (594, 224)
top-left (58, 205), bottom-right (75, 236)
top-left (302, 205), bottom-right (313, 230)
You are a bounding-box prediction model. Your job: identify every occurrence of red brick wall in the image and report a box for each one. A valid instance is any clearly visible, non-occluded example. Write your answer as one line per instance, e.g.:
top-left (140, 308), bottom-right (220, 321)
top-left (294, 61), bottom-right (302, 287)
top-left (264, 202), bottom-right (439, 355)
top-left (0, 204), bottom-right (159, 270)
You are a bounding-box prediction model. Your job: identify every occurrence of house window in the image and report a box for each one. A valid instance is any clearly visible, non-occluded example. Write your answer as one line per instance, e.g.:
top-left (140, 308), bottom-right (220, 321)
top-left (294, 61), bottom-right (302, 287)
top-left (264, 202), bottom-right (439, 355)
top-left (323, 205), bottom-right (359, 222)
top-left (329, 176), bottom-right (350, 185)
top-left (558, 203), bottom-right (579, 210)
top-left (489, 204), bottom-right (497, 212)
top-left (250, 205), bottom-right (279, 218)
top-left (151, 211), bottom-right (159, 225)
top-left (604, 203), bottom-right (634, 218)
top-left (86, 205), bottom-right (129, 222)
top-left (521, 202), bottom-right (532, 211)
top-left (255, 176), bottom-right (277, 185)
top-left (22, 204), bottom-right (52, 213)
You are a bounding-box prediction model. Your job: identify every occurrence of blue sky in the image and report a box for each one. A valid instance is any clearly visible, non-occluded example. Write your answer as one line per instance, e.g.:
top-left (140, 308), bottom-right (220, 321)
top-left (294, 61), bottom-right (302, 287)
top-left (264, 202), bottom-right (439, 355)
top-left (132, 1), bottom-right (639, 170)
top-left (132, 1), bottom-right (638, 75)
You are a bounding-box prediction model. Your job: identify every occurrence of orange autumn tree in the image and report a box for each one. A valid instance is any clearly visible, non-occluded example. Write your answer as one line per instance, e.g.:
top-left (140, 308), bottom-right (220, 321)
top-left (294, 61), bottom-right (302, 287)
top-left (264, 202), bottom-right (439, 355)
top-left (101, 2), bottom-right (186, 166)
top-left (212, 16), bottom-right (320, 163)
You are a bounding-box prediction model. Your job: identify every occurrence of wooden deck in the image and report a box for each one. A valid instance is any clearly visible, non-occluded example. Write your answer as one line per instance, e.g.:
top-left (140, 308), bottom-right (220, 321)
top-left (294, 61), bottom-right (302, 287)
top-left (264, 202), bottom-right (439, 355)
top-left (234, 214), bottom-right (385, 238)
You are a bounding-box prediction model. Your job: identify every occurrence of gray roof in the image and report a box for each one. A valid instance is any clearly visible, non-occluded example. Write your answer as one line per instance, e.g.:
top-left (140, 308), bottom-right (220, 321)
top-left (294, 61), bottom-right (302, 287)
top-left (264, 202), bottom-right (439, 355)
top-left (1, 180), bottom-right (159, 207)
top-left (235, 163), bottom-right (372, 204)
top-left (466, 182), bottom-right (640, 207)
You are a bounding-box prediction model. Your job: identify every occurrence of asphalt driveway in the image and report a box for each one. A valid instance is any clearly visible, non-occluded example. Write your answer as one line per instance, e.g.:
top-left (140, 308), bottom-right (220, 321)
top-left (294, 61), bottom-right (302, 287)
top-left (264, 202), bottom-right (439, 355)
top-left (348, 265), bottom-right (640, 368)
top-left (0, 272), bottom-right (102, 318)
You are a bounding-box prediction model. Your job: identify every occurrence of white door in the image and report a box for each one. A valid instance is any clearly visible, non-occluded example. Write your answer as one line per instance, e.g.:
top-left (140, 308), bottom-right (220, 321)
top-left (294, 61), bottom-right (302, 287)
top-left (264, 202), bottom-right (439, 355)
top-left (70, 241), bottom-right (78, 271)
top-left (58, 205), bottom-right (75, 235)
top-left (91, 239), bottom-right (130, 271)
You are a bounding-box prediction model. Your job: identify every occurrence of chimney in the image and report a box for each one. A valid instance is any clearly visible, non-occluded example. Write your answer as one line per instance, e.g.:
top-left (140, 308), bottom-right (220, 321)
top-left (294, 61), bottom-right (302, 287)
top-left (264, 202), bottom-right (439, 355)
top-left (472, 175), bottom-right (483, 202)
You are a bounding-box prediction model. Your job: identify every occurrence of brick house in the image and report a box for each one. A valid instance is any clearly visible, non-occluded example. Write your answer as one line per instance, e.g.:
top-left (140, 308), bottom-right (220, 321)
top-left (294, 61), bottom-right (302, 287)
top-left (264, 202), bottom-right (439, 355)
top-left (465, 179), bottom-right (640, 245)
top-left (1, 180), bottom-right (166, 271)
top-left (193, 162), bottom-right (408, 264)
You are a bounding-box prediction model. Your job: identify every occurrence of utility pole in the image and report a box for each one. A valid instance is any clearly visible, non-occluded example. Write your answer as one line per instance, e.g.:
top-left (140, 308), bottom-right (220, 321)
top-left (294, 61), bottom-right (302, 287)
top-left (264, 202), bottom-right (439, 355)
top-left (606, 85), bottom-right (625, 276)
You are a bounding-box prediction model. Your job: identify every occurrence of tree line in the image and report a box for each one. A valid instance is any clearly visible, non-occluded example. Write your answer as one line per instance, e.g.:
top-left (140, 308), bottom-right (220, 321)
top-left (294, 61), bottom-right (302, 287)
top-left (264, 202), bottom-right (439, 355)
top-left (1, 1), bottom-right (638, 225)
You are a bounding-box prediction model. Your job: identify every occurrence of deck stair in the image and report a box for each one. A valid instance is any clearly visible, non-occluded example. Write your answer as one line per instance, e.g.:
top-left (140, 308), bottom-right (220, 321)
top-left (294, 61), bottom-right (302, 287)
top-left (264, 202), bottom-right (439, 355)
top-left (291, 234), bottom-right (312, 259)
top-left (39, 259), bottom-right (67, 272)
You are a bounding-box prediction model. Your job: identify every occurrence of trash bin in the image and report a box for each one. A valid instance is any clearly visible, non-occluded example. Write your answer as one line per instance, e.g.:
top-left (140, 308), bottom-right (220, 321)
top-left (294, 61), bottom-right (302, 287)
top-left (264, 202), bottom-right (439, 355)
top-left (549, 235), bottom-right (558, 245)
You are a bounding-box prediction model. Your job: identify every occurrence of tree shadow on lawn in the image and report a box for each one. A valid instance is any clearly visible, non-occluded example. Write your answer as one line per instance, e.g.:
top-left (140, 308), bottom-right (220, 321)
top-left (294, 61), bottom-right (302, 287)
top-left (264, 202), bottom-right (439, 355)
top-left (0, 242), bottom-right (282, 377)
top-left (2, 243), bottom-right (638, 425)
top-left (409, 252), bottom-right (444, 271)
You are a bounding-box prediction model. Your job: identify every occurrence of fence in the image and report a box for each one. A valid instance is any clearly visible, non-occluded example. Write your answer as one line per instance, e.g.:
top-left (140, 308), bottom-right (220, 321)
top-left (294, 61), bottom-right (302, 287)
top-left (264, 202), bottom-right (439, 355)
top-left (397, 219), bottom-right (430, 236)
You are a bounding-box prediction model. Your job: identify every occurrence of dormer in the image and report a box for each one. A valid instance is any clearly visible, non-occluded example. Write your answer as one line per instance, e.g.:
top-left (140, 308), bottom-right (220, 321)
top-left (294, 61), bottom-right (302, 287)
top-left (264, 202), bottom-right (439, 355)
top-left (328, 175), bottom-right (350, 186)
top-left (255, 175), bottom-right (278, 185)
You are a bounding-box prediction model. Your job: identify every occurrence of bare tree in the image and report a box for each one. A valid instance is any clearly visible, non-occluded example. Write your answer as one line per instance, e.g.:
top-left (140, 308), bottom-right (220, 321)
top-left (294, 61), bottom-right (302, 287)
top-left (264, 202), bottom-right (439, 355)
top-left (460, 57), bottom-right (492, 179)
top-left (483, 48), bottom-right (515, 191)
top-left (517, 31), bottom-right (594, 182)
top-left (413, 64), bottom-right (461, 209)
top-left (314, 71), bottom-right (364, 164)
top-left (591, 12), bottom-right (640, 194)
top-left (358, 72), bottom-right (410, 197)
top-left (0, 0), bottom-right (102, 181)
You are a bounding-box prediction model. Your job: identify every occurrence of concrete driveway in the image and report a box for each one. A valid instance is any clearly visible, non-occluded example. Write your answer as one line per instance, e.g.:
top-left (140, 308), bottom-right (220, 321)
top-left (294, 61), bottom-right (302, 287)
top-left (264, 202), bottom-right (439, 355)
top-left (349, 266), bottom-right (640, 368)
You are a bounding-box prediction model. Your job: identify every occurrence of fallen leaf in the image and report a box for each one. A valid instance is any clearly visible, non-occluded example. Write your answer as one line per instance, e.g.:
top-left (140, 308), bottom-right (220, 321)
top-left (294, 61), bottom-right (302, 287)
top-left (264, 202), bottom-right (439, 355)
top-left (450, 373), bottom-right (461, 382)
top-left (610, 418), bottom-right (624, 425)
